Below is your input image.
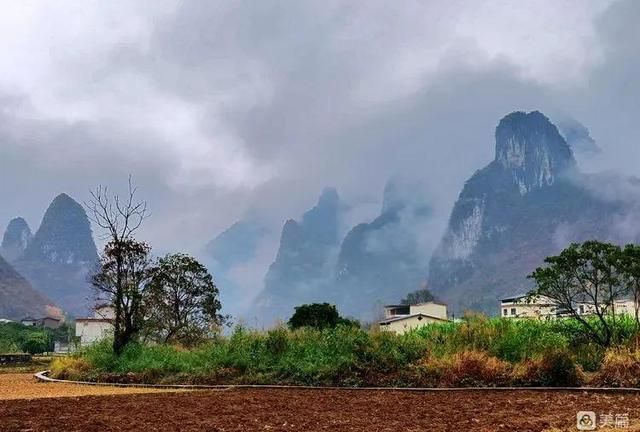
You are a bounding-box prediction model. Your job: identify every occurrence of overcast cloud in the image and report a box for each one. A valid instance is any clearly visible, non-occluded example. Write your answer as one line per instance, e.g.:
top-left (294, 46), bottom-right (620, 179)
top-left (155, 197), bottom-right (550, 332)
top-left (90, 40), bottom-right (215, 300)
top-left (0, 0), bottom-right (637, 313)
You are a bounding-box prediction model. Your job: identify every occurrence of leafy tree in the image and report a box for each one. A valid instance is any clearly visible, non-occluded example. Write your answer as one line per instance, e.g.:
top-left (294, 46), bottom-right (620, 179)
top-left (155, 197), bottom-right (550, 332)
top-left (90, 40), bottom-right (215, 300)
top-left (86, 177), bottom-right (149, 355)
top-left (288, 303), bottom-right (357, 329)
top-left (21, 332), bottom-right (48, 354)
top-left (400, 287), bottom-right (435, 305)
top-left (619, 244), bottom-right (640, 329)
top-left (528, 241), bottom-right (629, 346)
top-left (145, 253), bottom-right (225, 346)
top-left (91, 239), bottom-right (153, 353)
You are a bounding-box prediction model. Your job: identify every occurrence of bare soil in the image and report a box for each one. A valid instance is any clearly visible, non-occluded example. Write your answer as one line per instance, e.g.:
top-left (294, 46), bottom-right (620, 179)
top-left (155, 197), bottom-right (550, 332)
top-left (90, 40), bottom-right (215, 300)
top-left (0, 373), bottom-right (181, 400)
top-left (2, 378), bottom-right (640, 432)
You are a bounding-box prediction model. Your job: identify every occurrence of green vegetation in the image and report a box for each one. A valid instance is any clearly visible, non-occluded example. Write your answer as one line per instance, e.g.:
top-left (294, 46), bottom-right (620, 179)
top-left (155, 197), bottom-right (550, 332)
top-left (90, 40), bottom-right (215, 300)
top-left (0, 322), bottom-right (71, 354)
top-left (287, 303), bottom-right (358, 330)
top-left (88, 181), bottom-right (223, 353)
top-left (52, 315), bottom-right (640, 387)
top-left (529, 240), bottom-right (640, 346)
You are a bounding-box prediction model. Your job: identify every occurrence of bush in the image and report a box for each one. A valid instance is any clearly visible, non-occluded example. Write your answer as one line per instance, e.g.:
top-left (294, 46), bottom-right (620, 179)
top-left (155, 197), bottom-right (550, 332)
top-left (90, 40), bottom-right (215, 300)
top-left (288, 303), bottom-right (358, 330)
top-left (426, 351), bottom-right (512, 387)
top-left (594, 349), bottom-right (640, 387)
top-left (53, 316), bottom-right (639, 388)
top-left (512, 349), bottom-right (583, 387)
top-left (50, 357), bottom-right (92, 380)
top-left (21, 333), bottom-right (48, 354)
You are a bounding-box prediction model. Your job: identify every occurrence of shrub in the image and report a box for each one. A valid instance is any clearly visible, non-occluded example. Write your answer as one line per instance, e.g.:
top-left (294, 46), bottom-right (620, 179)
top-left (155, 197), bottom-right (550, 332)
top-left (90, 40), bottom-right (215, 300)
top-left (594, 349), bottom-right (640, 387)
top-left (512, 349), bottom-right (583, 387)
top-left (423, 351), bottom-right (512, 387)
top-left (21, 333), bottom-right (48, 354)
top-left (288, 303), bottom-right (357, 330)
top-left (50, 357), bottom-right (92, 380)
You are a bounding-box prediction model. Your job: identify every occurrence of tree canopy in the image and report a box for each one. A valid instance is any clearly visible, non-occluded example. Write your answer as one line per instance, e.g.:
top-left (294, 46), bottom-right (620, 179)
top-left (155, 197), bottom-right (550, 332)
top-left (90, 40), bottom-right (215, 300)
top-left (529, 240), bottom-right (640, 346)
top-left (288, 303), bottom-right (358, 329)
top-left (145, 253), bottom-right (225, 346)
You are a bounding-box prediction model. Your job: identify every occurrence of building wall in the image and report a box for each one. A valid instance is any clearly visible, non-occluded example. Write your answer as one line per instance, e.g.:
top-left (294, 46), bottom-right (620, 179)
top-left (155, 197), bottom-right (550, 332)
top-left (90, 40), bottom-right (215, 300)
top-left (75, 321), bottom-right (113, 347)
top-left (501, 298), bottom-right (639, 319)
top-left (614, 299), bottom-right (637, 316)
top-left (500, 302), bottom-right (555, 319)
top-left (410, 303), bottom-right (447, 320)
top-left (381, 315), bottom-right (444, 335)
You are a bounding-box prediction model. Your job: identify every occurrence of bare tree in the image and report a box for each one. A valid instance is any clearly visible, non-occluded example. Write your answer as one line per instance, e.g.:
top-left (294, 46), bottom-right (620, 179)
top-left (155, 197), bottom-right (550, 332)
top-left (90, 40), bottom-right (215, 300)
top-left (86, 176), bottom-right (148, 243)
top-left (86, 177), bottom-right (150, 354)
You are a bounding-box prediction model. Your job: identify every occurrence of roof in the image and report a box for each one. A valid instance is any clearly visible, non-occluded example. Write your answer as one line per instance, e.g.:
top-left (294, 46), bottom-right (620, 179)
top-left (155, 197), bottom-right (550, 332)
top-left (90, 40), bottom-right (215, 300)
top-left (41, 316), bottom-right (60, 322)
top-left (378, 313), bottom-right (449, 325)
top-left (413, 301), bottom-right (448, 307)
top-left (383, 301), bottom-right (448, 308)
top-left (20, 316), bottom-right (39, 321)
top-left (500, 293), bottom-right (530, 301)
top-left (75, 318), bottom-right (113, 323)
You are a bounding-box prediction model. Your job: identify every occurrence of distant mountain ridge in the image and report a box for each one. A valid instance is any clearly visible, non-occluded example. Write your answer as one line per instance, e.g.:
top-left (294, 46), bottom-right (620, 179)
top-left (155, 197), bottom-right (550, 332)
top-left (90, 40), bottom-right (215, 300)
top-left (207, 110), bottom-right (639, 323)
top-left (332, 180), bottom-right (433, 318)
top-left (254, 188), bottom-right (342, 321)
top-left (0, 253), bottom-right (57, 320)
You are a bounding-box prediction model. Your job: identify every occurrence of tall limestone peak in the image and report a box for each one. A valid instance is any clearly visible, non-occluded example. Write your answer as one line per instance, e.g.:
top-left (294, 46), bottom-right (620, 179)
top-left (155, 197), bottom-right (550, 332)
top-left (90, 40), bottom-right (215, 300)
top-left (14, 193), bottom-right (99, 315)
top-left (333, 178), bottom-right (433, 318)
top-left (428, 111), bottom-right (631, 314)
top-left (299, 187), bottom-right (340, 246)
top-left (254, 188), bottom-right (343, 323)
top-left (23, 193), bottom-right (98, 265)
top-left (495, 111), bottom-right (575, 194)
top-left (1, 217), bottom-right (32, 262)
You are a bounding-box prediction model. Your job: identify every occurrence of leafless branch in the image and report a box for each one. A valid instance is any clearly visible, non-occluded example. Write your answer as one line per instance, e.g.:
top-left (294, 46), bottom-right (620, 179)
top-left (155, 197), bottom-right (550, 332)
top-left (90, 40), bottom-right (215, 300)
top-left (85, 175), bottom-right (149, 242)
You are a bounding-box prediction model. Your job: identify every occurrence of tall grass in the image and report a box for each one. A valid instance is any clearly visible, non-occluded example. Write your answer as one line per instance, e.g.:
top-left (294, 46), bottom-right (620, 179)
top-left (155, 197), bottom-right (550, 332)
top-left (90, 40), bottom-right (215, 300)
top-left (55, 316), bottom-right (640, 387)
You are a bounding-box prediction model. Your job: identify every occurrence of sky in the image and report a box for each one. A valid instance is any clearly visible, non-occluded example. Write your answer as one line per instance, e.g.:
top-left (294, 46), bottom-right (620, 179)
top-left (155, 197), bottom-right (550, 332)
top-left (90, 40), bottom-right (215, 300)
top-left (0, 0), bottom-right (638, 312)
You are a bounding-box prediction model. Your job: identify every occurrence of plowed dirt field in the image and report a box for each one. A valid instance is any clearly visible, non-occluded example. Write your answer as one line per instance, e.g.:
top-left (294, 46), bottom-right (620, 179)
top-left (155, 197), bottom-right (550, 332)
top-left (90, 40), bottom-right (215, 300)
top-left (2, 375), bottom-right (640, 432)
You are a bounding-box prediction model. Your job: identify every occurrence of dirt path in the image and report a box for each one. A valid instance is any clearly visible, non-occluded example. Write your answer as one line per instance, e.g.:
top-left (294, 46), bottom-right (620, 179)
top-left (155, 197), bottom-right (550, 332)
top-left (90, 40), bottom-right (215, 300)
top-left (2, 384), bottom-right (640, 431)
top-left (0, 373), bottom-right (182, 400)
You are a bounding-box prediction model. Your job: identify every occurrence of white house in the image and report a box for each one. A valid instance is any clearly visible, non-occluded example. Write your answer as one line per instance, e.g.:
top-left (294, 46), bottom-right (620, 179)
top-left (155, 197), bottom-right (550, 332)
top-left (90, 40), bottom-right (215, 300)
top-left (75, 305), bottom-right (114, 347)
top-left (379, 301), bottom-right (449, 334)
top-left (500, 294), bottom-right (639, 319)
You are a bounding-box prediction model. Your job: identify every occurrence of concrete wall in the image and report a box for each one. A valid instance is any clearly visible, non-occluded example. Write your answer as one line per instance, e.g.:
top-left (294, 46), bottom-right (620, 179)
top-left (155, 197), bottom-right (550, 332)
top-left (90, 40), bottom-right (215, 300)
top-left (410, 303), bottom-right (447, 320)
top-left (75, 321), bottom-right (113, 347)
top-left (381, 315), bottom-right (444, 335)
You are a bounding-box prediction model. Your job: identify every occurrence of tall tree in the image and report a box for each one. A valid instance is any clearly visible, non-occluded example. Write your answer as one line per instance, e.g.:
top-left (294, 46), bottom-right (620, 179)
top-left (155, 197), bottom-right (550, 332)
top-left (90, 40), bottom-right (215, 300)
top-left (86, 177), bottom-right (149, 354)
top-left (528, 241), bottom-right (628, 346)
top-left (145, 253), bottom-right (225, 346)
top-left (619, 244), bottom-right (640, 330)
top-left (91, 239), bottom-right (153, 352)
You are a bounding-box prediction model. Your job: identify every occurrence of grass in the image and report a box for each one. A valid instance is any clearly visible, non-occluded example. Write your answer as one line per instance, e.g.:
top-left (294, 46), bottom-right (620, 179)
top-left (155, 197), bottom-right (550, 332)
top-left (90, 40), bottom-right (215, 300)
top-left (52, 316), bottom-right (640, 387)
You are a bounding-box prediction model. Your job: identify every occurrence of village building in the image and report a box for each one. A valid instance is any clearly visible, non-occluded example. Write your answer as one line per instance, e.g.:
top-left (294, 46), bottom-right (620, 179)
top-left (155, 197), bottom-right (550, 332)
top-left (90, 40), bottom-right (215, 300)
top-left (75, 305), bottom-right (115, 347)
top-left (500, 294), bottom-right (639, 319)
top-left (19, 316), bottom-right (61, 329)
top-left (379, 301), bottom-right (449, 334)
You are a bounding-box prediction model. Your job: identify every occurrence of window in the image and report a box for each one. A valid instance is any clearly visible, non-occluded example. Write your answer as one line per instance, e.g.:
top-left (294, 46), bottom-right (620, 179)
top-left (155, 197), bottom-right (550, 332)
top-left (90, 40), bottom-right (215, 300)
top-left (511, 308), bottom-right (516, 316)
top-left (579, 305), bottom-right (585, 314)
top-left (503, 309), bottom-right (508, 316)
